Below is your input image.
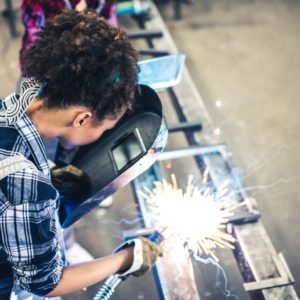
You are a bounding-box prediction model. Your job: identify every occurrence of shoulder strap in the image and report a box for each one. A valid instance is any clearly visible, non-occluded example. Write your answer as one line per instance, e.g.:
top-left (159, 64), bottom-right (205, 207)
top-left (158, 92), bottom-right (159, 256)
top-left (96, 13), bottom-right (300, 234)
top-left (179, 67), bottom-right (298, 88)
top-left (0, 154), bottom-right (37, 181)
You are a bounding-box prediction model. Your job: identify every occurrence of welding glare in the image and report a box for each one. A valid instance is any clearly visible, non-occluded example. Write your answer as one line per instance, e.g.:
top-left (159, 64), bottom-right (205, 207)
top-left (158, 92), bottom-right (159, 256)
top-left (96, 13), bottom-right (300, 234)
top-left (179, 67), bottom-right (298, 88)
top-left (138, 172), bottom-right (244, 261)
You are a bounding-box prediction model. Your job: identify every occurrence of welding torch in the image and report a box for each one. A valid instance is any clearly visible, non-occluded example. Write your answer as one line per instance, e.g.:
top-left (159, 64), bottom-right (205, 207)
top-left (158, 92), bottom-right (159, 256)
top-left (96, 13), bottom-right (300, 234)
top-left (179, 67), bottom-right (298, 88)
top-left (93, 230), bottom-right (163, 300)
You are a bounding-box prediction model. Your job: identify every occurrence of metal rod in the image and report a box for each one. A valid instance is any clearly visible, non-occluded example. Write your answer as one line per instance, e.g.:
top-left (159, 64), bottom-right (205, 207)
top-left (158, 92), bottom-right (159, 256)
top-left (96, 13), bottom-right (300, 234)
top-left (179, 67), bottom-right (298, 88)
top-left (168, 121), bottom-right (202, 133)
top-left (158, 144), bottom-right (226, 161)
top-left (128, 30), bottom-right (163, 40)
top-left (138, 49), bottom-right (170, 57)
top-left (131, 164), bottom-right (201, 300)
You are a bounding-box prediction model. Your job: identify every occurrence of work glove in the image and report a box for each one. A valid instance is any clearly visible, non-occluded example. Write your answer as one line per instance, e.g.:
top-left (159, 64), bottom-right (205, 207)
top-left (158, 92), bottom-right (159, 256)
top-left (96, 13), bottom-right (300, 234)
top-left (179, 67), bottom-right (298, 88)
top-left (50, 164), bottom-right (91, 200)
top-left (113, 237), bottom-right (163, 278)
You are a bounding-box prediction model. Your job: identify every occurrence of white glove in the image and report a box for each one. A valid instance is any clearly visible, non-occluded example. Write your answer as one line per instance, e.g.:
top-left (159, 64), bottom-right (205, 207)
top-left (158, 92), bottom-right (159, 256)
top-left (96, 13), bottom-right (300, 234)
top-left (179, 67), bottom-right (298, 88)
top-left (113, 237), bottom-right (163, 278)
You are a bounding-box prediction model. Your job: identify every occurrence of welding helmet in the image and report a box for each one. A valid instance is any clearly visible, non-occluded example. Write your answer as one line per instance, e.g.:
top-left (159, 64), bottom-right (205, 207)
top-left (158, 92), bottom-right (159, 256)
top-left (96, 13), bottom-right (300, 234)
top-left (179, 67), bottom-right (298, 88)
top-left (59, 84), bottom-right (168, 228)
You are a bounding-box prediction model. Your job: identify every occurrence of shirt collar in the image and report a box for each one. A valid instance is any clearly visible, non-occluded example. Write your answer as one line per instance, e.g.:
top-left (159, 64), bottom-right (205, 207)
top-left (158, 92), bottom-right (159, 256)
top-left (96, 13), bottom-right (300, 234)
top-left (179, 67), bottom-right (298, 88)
top-left (1, 78), bottom-right (50, 176)
top-left (1, 78), bottom-right (43, 126)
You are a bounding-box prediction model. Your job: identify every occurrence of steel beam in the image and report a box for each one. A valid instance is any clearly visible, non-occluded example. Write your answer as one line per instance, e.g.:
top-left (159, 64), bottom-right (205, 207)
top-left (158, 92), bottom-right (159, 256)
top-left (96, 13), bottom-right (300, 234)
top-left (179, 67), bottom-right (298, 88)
top-left (132, 164), bottom-right (201, 300)
top-left (200, 147), bottom-right (298, 299)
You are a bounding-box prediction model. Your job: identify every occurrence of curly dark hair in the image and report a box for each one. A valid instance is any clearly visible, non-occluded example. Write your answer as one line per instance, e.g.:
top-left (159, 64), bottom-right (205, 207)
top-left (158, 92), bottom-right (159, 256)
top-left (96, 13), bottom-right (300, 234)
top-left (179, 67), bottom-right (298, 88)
top-left (24, 10), bottom-right (139, 122)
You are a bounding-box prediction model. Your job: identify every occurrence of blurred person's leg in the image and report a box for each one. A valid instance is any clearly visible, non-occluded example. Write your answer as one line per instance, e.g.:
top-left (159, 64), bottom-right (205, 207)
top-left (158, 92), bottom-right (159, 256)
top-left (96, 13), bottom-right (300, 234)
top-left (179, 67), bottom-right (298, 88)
top-left (63, 227), bottom-right (94, 264)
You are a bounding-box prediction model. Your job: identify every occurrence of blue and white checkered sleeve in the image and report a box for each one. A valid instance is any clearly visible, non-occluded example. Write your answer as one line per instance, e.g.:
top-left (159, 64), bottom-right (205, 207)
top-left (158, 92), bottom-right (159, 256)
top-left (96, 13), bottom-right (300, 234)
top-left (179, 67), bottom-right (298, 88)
top-left (0, 167), bottom-right (64, 296)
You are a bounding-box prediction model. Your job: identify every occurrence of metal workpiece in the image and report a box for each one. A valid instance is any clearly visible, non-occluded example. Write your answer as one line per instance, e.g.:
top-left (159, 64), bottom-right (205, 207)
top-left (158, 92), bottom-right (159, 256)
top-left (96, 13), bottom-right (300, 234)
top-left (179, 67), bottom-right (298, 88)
top-left (198, 147), bottom-right (261, 224)
top-left (167, 121), bottom-right (202, 133)
top-left (154, 241), bottom-right (201, 300)
top-left (132, 140), bottom-right (296, 299)
top-left (128, 30), bottom-right (163, 40)
top-left (198, 146), bottom-right (297, 298)
top-left (141, 2), bottom-right (217, 145)
top-left (233, 223), bottom-right (297, 299)
top-left (132, 164), bottom-right (201, 300)
top-left (138, 49), bottom-right (170, 57)
top-left (157, 144), bottom-right (226, 161)
top-left (129, 4), bottom-right (298, 299)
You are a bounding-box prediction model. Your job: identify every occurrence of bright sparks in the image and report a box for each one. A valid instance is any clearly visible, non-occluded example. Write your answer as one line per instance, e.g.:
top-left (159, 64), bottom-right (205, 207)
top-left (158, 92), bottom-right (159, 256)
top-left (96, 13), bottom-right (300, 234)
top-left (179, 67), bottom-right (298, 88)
top-left (138, 173), bottom-right (244, 261)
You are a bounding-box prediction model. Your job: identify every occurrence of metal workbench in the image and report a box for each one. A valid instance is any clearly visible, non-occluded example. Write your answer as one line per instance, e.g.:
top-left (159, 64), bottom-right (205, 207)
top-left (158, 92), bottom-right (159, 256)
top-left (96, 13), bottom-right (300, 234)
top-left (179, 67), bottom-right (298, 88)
top-left (126, 2), bottom-right (298, 299)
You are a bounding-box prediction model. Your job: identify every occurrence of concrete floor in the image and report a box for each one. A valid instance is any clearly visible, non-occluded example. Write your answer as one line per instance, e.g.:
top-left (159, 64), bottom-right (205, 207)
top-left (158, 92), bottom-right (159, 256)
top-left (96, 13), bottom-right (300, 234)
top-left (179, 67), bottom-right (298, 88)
top-left (0, 0), bottom-right (300, 299)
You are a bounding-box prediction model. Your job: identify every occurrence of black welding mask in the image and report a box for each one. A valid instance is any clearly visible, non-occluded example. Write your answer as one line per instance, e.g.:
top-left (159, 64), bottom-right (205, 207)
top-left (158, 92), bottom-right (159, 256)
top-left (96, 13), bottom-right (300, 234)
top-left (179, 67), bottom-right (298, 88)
top-left (57, 84), bottom-right (167, 228)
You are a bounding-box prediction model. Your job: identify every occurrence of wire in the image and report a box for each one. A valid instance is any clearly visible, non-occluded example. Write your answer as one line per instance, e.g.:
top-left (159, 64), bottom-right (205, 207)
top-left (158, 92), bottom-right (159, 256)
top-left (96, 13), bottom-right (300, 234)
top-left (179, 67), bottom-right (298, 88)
top-left (190, 250), bottom-right (239, 300)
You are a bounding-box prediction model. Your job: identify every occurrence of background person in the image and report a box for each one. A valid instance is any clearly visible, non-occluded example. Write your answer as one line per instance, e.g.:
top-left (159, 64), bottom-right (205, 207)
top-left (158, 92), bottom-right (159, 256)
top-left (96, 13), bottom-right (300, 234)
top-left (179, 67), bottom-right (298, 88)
top-left (19, 0), bottom-right (117, 76)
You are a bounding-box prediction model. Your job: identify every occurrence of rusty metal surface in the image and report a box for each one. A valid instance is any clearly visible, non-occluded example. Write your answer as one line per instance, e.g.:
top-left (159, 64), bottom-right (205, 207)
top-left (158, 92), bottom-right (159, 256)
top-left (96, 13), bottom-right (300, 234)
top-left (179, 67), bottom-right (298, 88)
top-left (234, 223), bottom-right (298, 300)
top-left (132, 164), bottom-right (201, 300)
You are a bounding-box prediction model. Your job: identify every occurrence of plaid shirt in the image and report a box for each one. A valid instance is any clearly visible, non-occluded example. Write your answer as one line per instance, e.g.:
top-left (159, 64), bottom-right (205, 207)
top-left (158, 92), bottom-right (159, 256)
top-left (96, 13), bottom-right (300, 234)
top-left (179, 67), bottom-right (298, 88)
top-left (0, 80), bottom-right (64, 299)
